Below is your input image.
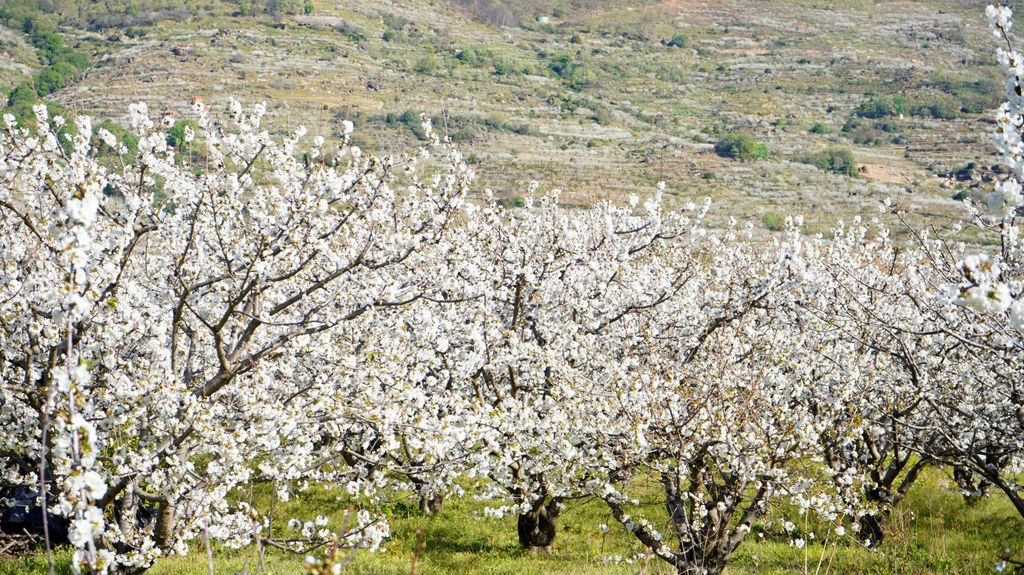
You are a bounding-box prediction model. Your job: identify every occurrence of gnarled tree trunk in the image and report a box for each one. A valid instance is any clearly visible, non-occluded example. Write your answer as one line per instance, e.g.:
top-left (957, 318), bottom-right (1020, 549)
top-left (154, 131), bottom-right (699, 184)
top-left (154, 501), bottom-right (176, 550)
top-left (857, 512), bottom-right (886, 545)
top-left (418, 493), bottom-right (445, 516)
top-left (517, 498), bottom-right (559, 550)
top-left (677, 562), bottom-right (725, 575)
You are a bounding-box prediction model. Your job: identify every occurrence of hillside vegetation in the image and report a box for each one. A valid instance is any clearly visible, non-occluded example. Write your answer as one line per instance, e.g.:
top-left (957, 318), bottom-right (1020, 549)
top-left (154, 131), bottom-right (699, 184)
top-left (0, 0), bottom-right (1008, 231)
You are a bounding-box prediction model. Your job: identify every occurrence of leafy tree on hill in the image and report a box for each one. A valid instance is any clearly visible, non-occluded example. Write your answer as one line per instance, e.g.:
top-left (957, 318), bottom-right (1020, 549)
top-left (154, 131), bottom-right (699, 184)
top-left (666, 32), bottom-right (689, 48)
top-left (714, 132), bottom-right (768, 160)
top-left (795, 147), bottom-right (858, 177)
top-left (856, 95), bottom-right (905, 118)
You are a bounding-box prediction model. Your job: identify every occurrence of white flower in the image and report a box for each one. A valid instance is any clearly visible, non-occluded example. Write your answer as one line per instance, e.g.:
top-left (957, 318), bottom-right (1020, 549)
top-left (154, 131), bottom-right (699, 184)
top-left (33, 103), bottom-right (48, 124)
top-left (97, 128), bottom-right (118, 148)
top-left (987, 4), bottom-right (1013, 35)
top-left (68, 507), bottom-right (105, 548)
top-left (957, 283), bottom-right (1012, 314)
top-left (128, 102), bottom-right (152, 131)
top-left (67, 193), bottom-right (100, 227)
top-left (1009, 300), bottom-right (1024, 330)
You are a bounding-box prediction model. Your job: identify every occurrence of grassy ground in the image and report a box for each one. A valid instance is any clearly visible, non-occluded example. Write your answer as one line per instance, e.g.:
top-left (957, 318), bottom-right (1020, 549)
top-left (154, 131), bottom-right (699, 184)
top-left (3, 468), bottom-right (1022, 575)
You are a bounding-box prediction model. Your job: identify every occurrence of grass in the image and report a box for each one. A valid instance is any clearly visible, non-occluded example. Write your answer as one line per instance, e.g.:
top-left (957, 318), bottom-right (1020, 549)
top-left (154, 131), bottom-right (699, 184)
top-left (3, 468), bottom-right (1023, 575)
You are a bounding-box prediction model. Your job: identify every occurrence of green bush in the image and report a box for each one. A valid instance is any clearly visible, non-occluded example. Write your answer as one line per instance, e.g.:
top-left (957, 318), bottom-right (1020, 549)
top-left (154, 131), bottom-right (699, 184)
top-left (808, 122), bottom-right (830, 134)
top-left (666, 33), bottom-right (689, 48)
top-left (928, 77), bottom-right (1001, 113)
top-left (34, 61), bottom-right (79, 97)
top-left (795, 147), bottom-right (858, 177)
top-left (548, 53), bottom-right (576, 78)
top-left (545, 53), bottom-right (591, 90)
top-left (28, 28), bottom-right (68, 64)
top-left (592, 104), bottom-right (613, 125)
top-left (380, 110), bottom-right (425, 139)
top-left (6, 82), bottom-right (37, 112)
top-left (456, 46), bottom-right (495, 67)
top-left (714, 132), bottom-right (768, 160)
top-left (492, 60), bottom-right (511, 75)
top-left (166, 119), bottom-right (197, 150)
top-left (265, 0), bottom-right (305, 16)
top-left (909, 92), bottom-right (962, 119)
top-left (413, 55), bottom-right (440, 74)
top-left (481, 113), bottom-right (533, 136)
top-left (95, 119), bottom-right (139, 155)
top-left (856, 95), bottom-right (905, 118)
top-left (875, 119), bottom-right (900, 133)
top-left (839, 117), bottom-right (897, 145)
top-left (762, 211), bottom-right (785, 231)
top-left (3, 22), bottom-right (92, 110)
top-left (381, 12), bottom-right (409, 31)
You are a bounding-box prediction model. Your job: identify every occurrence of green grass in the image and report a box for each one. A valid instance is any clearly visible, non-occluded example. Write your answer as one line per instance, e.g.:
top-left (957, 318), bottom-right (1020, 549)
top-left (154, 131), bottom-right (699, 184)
top-left (3, 468), bottom-right (1023, 575)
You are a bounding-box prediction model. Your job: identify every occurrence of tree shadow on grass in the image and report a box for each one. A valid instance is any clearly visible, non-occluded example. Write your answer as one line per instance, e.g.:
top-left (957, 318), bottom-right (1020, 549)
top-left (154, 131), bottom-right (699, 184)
top-left (418, 522), bottom-right (520, 556)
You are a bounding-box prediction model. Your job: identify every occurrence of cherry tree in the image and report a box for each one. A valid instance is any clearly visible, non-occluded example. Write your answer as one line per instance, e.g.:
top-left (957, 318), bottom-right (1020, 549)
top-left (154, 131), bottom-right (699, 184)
top-left (582, 220), bottom-right (867, 575)
top-left (411, 187), bottom-right (711, 549)
top-left (857, 2), bottom-right (1024, 521)
top-left (793, 216), bottom-right (948, 544)
top-left (0, 101), bottom-right (467, 573)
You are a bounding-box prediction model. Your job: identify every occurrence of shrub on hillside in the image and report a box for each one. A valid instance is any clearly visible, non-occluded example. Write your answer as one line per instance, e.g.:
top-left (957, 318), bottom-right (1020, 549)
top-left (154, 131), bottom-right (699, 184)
top-left (666, 32), bottom-right (689, 48)
top-left (414, 55), bottom-right (440, 74)
top-left (842, 118), bottom-right (899, 146)
top-left (5, 83), bottom-right (37, 112)
top-left (33, 61), bottom-right (79, 97)
top-left (547, 53), bottom-right (591, 90)
top-left (761, 211), bottom-right (785, 231)
top-left (714, 132), bottom-right (768, 160)
top-left (795, 147), bottom-right (858, 177)
top-left (928, 76), bottom-right (1001, 113)
top-left (856, 95), bottom-right (905, 118)
top-left (166, 118), bottom-right (198, 150)
top-left (909, 92), bottom-right (962, 119)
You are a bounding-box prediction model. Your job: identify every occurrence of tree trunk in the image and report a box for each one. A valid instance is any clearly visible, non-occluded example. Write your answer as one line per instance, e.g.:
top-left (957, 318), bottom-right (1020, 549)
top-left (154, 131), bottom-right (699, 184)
top-left (953, 465), bottom-right (990, 505)
top-left (676, 560), bottom-right (725, 575)
top-left (418, 493), bottom-right (444, 516)
top-left (517, 499), bottom-right (559, 550)
top-left (857, 512), bottom-right (886, 545)
top-left (154, 501), bottom-right (176, 550)
top-left (116, 483), bottom-right (137, 540)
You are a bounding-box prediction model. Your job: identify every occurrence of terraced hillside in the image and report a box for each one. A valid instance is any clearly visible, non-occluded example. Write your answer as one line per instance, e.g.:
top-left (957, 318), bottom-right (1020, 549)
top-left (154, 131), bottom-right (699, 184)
top-left (0, 0), bottom-right (1007, 231)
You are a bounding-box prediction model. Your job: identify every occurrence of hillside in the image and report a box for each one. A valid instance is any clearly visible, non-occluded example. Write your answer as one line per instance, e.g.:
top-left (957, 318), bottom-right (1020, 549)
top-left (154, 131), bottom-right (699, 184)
top-left (0, 0), bottom-right (1008, 231)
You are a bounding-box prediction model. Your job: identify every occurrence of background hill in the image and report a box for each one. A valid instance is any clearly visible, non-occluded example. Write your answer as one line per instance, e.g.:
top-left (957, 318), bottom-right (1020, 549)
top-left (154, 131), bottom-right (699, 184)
top-left (0, 0), bottom-right (1007, 232)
